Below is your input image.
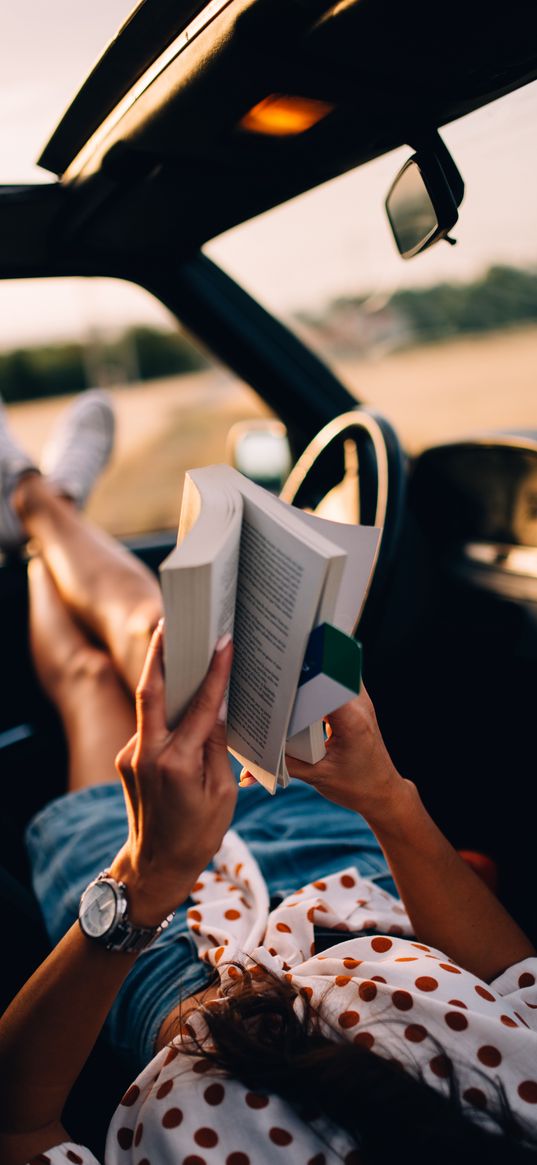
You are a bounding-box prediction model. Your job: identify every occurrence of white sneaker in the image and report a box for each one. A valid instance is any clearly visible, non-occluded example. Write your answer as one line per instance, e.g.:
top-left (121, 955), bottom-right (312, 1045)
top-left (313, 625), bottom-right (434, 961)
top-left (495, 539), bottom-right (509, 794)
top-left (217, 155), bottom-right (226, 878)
top-left (41, 390), bottom-right (116, 507)
top-left (0, 399), bottom-right (37, 549)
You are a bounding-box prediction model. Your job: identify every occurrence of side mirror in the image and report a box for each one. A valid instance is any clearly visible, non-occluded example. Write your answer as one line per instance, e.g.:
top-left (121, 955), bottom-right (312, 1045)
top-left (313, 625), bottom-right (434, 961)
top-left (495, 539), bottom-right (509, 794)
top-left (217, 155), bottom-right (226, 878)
top-left (226, 419), bottom-right (292, 493)
top-left (385, 135), bottom-right (464, 260)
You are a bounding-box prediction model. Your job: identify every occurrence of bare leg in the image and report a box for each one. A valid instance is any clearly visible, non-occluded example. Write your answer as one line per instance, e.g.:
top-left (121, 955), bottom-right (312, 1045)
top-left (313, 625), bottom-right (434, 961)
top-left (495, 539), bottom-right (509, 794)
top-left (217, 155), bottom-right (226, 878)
top-left (28, 556), bottom-right (136, 791)
top-left (13, 474), bottom-right (162, 695)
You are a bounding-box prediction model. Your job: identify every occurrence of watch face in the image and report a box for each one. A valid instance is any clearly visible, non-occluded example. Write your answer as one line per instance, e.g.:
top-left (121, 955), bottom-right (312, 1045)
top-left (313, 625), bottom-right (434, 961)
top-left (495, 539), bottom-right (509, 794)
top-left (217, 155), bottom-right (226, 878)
top-left (80, 881), bottom-right (118, 938)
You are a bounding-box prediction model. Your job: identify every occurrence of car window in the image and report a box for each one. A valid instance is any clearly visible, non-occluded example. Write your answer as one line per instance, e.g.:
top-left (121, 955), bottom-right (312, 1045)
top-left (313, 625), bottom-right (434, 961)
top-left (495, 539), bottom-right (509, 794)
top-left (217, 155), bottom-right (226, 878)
top-left (1, 277), bottom-right (270, 537)
top-left (206, 81), bottom-right (537, 454)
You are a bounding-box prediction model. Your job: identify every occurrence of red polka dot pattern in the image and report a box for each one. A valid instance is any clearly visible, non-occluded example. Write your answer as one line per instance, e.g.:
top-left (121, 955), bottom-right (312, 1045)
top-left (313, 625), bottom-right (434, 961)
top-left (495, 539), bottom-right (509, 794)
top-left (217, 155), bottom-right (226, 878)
top-left (445, 1010), bottom-right (468, 1031)
top-left (120, 1083), bottom-right (140, 1106)
top-left (405, 1024), bottom-right (427, 1043)
top-left (477, 1045), bottom-right (502, 1068)
top-left (430, 1053), bottom-right (452, 1078)
top-left (269, 1127), bottom-right (293, 1145)
top-left (117, 1127), bottom-right (134, 1150)
top-left (156, 1078), bottom-right (174, 1099)
top-left (518, 1081), bottom-right (537, 1104)
top-left (66, 1154), bottom-right (83, 1164)
top-left (415, 976), bottom-right (439, 992)
top-left (195, 1127), bottom-right (219, 1147)
top-left (162, 1107), bottom-right (184, 1128)
top-left (245, 1091), bottom-right (269, 1108)
top-left (475, 985), bottom-right (495, 1002)
top-left (204, 1082), bottom-right (225, 1105)
top-left (353, 1031), bottom-right (375, 1049)
top-left (338, 1010), bottom-right (360, 1029)
top-left (109, 849), bottom-right (537, 1157)
top-left (464, 1087), bottom-right (488, 1110)
top-left (358, 981), bottom-right (377, 1002)
top-left (392, 989), bottom-right (413, 1011)
top-left (371, 937), bottom-right (392, 953)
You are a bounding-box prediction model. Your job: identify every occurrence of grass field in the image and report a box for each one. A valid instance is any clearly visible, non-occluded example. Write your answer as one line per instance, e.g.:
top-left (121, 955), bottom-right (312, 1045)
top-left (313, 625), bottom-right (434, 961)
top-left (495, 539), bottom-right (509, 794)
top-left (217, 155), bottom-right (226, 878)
top-left (7, 324), bottom-right (537, 536)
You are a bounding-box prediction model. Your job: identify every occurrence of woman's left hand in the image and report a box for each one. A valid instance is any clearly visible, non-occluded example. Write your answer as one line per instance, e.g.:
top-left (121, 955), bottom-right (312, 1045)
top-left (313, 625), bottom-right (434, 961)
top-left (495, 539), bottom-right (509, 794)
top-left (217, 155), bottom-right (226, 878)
top-left (110, 624), bottom-right (237, 924)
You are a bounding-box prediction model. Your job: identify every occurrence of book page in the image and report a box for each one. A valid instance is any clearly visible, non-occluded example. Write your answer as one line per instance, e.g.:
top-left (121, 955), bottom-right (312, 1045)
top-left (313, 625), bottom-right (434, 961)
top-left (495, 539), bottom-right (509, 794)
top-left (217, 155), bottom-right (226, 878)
top-left (285, 507), bottom-right (381, 632)
top-left (227, 498), bottom-right (331, 789)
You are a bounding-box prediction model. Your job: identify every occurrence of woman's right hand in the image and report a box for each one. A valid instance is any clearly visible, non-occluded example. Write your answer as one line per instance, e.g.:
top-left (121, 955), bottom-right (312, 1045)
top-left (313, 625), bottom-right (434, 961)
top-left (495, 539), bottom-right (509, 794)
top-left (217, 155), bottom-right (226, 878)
top-left (109, 624), bottom-right (238, 925)
top-left (284, 684), bottom-right (409, 826)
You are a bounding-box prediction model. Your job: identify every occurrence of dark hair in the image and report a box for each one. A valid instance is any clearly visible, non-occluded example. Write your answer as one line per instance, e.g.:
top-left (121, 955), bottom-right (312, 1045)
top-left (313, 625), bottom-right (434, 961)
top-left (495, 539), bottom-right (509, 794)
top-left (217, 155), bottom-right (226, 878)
top-left (175, 963), bottom-right (537, 1164)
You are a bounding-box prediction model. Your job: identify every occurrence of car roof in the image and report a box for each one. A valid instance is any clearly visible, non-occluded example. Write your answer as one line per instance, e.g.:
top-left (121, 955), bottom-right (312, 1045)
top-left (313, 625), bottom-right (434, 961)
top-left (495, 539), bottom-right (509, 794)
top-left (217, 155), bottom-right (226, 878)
top-left (37, 0), bottom-right (537, 253)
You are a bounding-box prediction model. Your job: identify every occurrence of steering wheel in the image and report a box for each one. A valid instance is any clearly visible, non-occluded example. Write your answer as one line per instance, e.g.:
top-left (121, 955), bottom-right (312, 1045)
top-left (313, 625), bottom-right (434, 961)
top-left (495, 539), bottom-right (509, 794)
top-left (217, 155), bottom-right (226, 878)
top-left (280, 407), bottom-right (407, 628)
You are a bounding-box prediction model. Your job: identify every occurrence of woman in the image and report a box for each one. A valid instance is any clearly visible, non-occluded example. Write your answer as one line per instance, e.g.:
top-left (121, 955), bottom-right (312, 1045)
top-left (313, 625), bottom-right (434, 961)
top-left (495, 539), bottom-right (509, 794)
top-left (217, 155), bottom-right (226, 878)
top-left (0, 393), bottom-right (536, 1165)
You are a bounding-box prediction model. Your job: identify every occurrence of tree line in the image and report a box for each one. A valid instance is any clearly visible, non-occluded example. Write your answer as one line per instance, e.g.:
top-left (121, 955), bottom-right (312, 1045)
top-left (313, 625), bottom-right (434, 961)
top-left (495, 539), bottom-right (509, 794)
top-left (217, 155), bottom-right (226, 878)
top-left (0, 326), bottom-right (207, 405)
top-left (2, 265), bottom-right (537, 404)
top-left (390, 265), bottom-right (537, 342)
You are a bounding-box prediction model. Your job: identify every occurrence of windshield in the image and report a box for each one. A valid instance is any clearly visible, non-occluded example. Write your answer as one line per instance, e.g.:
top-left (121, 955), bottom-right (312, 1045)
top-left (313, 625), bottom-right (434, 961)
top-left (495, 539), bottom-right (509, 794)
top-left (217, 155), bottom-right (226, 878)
top-left (206, 81), bottom-right (537, 453)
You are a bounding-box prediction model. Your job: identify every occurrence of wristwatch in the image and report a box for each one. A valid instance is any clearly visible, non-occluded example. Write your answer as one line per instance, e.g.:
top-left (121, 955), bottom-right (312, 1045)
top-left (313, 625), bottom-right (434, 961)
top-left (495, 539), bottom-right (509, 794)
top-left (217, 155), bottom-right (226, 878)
top-left (78, 870), bottom-right (175, 953)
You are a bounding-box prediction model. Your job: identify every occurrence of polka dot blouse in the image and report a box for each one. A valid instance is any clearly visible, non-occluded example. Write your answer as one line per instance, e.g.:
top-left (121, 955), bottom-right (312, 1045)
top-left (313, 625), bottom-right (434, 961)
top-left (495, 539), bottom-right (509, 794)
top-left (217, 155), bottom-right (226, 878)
top-left (31, 830), bottom-right (537, 1165)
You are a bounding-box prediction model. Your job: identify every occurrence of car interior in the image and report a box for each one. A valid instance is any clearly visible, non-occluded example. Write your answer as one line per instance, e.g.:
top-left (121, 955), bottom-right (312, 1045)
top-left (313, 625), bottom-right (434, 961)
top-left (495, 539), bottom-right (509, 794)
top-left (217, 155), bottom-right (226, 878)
top-left (1, 0), bottom-right (537, 1148)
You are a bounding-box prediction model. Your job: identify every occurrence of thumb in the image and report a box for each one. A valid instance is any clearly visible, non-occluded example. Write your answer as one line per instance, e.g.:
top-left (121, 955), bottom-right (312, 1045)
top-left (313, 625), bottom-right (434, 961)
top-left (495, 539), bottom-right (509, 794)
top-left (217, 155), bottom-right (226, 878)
top-left (175, 635), bottom-right (233, 750)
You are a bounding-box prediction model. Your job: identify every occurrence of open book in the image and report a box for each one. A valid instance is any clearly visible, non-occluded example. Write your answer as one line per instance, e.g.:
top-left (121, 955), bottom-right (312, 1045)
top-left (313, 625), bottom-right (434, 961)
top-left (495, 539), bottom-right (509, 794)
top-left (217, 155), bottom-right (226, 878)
top-left (160, 465), bottom-right (380, 793)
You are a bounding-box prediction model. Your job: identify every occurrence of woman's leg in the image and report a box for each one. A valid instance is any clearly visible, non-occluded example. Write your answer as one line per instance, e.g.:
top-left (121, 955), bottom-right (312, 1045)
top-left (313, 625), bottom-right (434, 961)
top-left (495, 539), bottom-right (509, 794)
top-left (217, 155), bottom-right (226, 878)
top-left (14, 473), bottom-right (162, 696)
top-left (28, 555), bottom-right (136, 790)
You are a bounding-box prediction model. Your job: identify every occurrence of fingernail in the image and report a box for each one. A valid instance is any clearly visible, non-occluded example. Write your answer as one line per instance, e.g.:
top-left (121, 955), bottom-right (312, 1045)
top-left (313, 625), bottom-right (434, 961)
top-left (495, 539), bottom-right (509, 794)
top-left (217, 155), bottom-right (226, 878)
top-left (215, 632), bottom-right (232, 652)
top-left (217, 697), bottom-right (228, 724)
top-left (156, 618), bottom-right (165, 633)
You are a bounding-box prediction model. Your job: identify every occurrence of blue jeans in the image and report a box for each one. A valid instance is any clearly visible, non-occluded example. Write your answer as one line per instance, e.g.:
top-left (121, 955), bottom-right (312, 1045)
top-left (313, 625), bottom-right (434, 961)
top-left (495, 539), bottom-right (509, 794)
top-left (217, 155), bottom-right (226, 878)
top-left (26, 764), bottom-right (397, 1071)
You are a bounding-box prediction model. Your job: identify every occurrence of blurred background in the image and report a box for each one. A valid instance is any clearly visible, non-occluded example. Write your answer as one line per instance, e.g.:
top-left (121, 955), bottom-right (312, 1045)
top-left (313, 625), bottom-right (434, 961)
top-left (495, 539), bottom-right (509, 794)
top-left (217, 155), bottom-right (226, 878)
top-left (2, 3), bottom-right (537, 534)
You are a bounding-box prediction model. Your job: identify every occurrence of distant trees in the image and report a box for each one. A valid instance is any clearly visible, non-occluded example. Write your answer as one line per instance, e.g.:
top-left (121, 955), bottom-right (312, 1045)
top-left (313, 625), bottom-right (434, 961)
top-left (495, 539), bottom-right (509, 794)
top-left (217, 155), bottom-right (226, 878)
top-left (0, 326), bottom-right (207, 405)
top-left (388, 265), bottom-right (537, 342)
top-left (296, 265), bottom-right (537, 355)
top-left (2, 266), bottom-right (537, 404)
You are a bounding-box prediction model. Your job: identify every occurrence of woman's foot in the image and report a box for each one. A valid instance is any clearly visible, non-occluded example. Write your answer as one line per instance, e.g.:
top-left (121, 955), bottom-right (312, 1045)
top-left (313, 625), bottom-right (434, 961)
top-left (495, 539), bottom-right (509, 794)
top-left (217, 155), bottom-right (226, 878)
top-left (0, 399), bottom-right (38, 549)
top-left (41, 389), bottom-right (115, 507)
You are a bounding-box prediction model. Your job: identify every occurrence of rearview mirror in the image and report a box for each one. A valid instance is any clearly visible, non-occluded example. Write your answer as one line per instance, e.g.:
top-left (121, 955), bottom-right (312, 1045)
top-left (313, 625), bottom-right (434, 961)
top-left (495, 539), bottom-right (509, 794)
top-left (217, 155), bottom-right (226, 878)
top-left (385, 135), bottom-right (464, 260)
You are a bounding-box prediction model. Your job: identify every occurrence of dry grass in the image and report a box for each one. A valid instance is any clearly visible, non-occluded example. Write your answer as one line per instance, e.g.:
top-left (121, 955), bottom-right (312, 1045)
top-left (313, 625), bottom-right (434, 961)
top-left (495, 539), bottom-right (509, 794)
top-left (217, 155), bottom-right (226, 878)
top-left (335, 324), bottom-right (537, 454)
top-left (7, 324), bottom-right (536, 535)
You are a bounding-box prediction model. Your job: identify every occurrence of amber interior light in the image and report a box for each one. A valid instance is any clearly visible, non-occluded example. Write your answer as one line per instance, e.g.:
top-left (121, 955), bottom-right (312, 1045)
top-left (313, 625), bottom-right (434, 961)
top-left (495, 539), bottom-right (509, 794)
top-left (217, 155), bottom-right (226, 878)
top-left (239, 94), bottom-right (334, 136)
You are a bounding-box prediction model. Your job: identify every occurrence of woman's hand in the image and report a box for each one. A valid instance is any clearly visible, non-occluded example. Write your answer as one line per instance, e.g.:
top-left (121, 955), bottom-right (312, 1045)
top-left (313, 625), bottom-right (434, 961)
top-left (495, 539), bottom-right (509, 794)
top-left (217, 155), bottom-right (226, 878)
top-left (110, 625), bottom-right (237, 924)
top-left (283, 684), bottom-right (408, 826)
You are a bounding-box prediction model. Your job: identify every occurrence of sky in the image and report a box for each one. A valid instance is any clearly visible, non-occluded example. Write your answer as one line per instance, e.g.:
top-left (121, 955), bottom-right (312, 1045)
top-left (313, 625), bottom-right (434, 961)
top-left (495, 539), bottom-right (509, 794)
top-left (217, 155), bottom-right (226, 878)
top-left (1, 3), bottom-right (537, 348)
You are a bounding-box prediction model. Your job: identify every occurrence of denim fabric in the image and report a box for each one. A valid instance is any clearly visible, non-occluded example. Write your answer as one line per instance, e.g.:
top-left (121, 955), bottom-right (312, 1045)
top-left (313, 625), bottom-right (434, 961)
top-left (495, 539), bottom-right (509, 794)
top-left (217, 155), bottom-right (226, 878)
top-left (26, 762), bottom-right (398, 1071)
